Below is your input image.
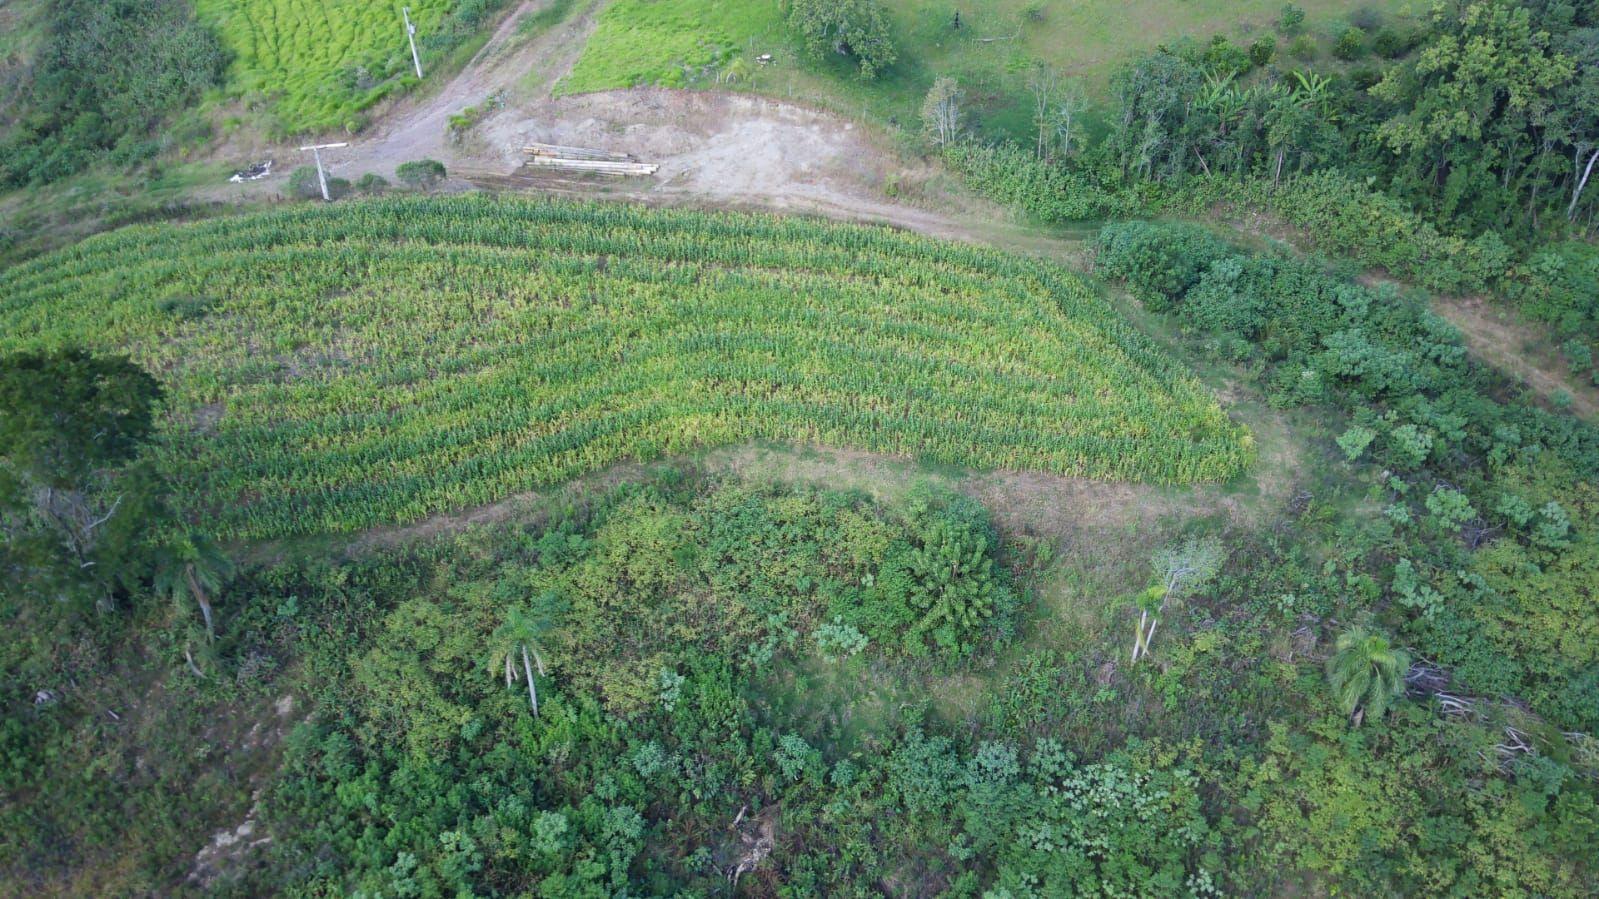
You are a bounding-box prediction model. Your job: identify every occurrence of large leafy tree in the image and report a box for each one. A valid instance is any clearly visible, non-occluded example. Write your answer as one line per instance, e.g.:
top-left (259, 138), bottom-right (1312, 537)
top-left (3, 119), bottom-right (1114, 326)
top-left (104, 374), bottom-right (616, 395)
top-left (786, 0), bottom-right (897, 79)
top-left (1325, 627), bottom-right (1410, 725)
top-left (1369, 0), bottom-right (1576, 227)
top-left (0, 349), bottom-right (166, 609)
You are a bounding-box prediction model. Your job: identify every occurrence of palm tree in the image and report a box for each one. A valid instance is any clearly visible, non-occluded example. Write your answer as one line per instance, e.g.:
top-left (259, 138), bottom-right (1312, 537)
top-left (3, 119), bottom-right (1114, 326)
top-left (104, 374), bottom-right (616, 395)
top-left (494, 591), bottom-right (567, 716)
top-left (1326, 627), bottom-right (1410, 726)
top-left (153, 532), bottom-right (234, 643)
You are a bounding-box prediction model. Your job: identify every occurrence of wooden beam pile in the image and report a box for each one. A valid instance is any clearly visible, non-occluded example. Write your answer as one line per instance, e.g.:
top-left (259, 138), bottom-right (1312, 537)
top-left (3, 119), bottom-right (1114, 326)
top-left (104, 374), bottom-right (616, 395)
top-left (522, 143), bottom-right (659, 176)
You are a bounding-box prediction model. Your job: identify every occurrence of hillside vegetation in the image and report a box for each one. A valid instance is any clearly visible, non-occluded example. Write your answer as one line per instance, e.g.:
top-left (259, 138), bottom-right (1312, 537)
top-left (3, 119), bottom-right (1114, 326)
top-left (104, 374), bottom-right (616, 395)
top-left (0, 195), bottom-right (1251, 539)
top-left (559, 0), bottom-right (1403, 131)
top-left (196, 0), bottom-right (508, 134)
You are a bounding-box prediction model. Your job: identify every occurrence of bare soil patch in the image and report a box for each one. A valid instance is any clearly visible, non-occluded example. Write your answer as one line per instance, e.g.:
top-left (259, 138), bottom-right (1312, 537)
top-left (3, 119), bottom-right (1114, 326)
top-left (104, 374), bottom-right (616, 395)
top-left (1433, 294), bottom-right (1598, 420)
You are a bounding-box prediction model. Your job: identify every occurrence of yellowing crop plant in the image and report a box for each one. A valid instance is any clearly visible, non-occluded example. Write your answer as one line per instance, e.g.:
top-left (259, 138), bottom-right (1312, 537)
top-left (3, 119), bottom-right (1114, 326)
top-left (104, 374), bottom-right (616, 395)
top-left (0, 196), bottom-right (1252, 538)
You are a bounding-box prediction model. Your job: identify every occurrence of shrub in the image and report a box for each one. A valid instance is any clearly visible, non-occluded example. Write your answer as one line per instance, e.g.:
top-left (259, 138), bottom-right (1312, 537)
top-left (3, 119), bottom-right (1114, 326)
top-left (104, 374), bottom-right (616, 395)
top-left (862, 492), bottom-right (1015, 659)
top-left (396, 159), bottom-right (447, 190)
top-left (287, 166), bottom-right (323, 199)
top-left (941, 142), bottom-right (1133, 223)
top-left (1204, 36), bottom-right (1253, 77)
top-left (1278, 4), bottom-right (1306, 35)
top-left (326, 177), bottom-right (353, 200)
top-left (1249, 36), bottom-right (1277, 67)
top-left (1289, 34), bottom-right (1318, 61)
top-left (1564, 339), bottom-right (1593, 376)
top-left (1094, 221), bottom-right (1231, 310)
top-left (1349, 6), bottom-right (1384, 31)
top-left (1372, 26), bottom-right (1421, 58)
top-left (357, 173), bottom-right (390, 194)
top-left (1503, 242), bottom-right (1599, 332)
top-left (1333, 28), bottom-right (1366, 60)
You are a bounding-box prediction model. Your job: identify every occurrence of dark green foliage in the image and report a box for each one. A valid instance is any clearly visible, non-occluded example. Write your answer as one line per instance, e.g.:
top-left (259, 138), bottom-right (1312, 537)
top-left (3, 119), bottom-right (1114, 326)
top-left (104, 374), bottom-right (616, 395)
top-left (1249, 35), bottom-right (1277, 67)
top-left (0, 349), bottom-right (161, 487)
top-left (1349, 6), bottom-right (1384, 32)
top-left (0, 349), bottom-right (167, 611)
top-left (941, 142), bottom-right (1134, 223)
top-left (1096, 221), bottom-right (1599, 733)
top-left (1372, 25), bottom-right (1423, 58)
top-left (287, 166), bottom-right (322, 200)
top-left (1505, 241), bottom-right (1599, 335)
top-left (1332, 27), bottom-right (1367, 60)
top-left (356, 173), bottom-right (390, 195)
top-left (1278, 4), bottom-right (1306, 35)
top-left (785, 0), bottom-right (897, 79)
top-left (396, 158), bottom-right (448, 189)
top-left (1094, 222), bottom-right (1230, 309)
top-left (856, 491), bottom-right (1016, 658)
top-left (0, 0), bottom-right (226, 187)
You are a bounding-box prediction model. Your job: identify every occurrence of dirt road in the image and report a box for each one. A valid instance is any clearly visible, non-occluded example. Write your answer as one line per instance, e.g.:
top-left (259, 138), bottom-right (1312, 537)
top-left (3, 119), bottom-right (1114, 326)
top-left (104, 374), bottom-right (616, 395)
top-left (217, 0), bottom-right (1024, 246)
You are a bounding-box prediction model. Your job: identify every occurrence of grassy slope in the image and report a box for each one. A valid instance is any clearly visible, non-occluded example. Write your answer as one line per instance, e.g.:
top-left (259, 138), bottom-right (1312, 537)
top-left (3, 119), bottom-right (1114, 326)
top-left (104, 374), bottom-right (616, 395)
top-left (0, 0), bottom-right (45, 133)
top-left (0, 195), bottom-right (1251, 540)
top-left (194, 0), bottom-right (459, 133)
top-left (560, 0), bottom-right (1410, 137)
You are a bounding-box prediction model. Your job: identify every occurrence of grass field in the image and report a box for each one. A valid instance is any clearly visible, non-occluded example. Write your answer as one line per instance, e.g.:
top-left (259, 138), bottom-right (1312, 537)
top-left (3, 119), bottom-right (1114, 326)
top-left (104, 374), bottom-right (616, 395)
top-left (194, 0), bottom-right (469, 134)
top-left (561, 0), bottom-right (1411, 136)
top-left (0, 196), bottom-right (1250, 539)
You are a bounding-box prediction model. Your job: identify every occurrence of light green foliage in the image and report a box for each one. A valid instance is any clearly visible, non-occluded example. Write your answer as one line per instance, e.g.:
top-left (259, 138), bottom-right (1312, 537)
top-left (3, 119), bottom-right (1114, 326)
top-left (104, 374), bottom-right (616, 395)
top-left (1336, 424), bottom-right (1376, 460)
top-left (558, 0), bottom-right (781, 94)
top-left (525, 484), bottom-right (1015, 712)
top-left (0, 197), bottom-right (1250, 539)
top-left (814, 618), bottom-right (869, 658)
top-left (1423, 486), bottom-right (1475, 534)
top-left (1325, 626), bottom-right (1408, 723)
top-left (194, 0), bottom-right (497, 134)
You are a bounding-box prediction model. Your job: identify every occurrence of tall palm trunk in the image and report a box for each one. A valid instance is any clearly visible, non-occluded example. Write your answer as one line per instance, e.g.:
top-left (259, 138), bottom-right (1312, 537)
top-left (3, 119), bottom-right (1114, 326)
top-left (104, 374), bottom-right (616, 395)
top-left (186, 565), bottom-right (215, 642)
top-left (1569, 147), bottom-right (1599, 220)
top-left (521, 644), bottom-right (539, 716)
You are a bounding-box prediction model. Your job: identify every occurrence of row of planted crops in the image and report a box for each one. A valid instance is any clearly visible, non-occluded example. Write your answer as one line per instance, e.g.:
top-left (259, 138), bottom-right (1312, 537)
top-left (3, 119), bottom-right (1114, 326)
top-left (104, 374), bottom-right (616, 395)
top-left (0, 195), bottom-right (1253, 539)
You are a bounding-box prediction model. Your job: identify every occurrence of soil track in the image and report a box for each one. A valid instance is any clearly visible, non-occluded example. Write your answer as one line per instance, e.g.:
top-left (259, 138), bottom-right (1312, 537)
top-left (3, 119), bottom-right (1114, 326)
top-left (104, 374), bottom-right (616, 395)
top-left (220, 0), bottom-right (1013, 243)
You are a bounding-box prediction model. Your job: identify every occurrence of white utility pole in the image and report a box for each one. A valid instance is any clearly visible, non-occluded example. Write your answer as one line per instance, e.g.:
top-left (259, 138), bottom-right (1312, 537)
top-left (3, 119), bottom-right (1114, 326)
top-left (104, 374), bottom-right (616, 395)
top-left (403, 7), bottom-right (424, 79)
top-left (297, 142), bottom-right (349, 201)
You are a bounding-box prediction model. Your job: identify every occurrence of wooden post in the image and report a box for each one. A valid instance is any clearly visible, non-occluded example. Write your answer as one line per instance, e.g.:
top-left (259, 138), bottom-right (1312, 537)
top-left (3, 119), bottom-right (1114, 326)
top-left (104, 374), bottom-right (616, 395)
top-left (297, 142), bottom-right (350, 201)
top-left (403, 7), bottom-right (424, 79)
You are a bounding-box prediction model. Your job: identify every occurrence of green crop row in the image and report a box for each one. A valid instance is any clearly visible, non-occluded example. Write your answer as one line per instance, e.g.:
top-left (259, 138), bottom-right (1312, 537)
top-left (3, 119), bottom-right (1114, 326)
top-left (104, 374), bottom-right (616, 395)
top-left (0, 196), bottom-right (1252, 538)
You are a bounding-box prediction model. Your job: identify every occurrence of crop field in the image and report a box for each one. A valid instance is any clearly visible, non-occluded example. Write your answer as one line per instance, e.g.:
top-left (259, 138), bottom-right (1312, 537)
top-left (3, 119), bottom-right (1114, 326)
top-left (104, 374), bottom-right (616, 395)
top-left (0, 196), bottom-right (1250, 539)
top-left (194, 0), bottom-right (457, 133)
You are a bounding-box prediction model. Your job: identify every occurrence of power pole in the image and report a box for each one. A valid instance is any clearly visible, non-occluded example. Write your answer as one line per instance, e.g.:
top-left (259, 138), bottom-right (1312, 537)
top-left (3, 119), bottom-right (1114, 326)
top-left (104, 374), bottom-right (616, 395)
top-left (297, 142), bottom-right (349, 201)
top-left (403, 7), bottom-right (424, 79)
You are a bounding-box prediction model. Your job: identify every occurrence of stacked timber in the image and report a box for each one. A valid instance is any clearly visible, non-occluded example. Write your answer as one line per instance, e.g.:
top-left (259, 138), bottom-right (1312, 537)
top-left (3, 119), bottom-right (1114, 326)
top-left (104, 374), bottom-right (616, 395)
top-left (522, 143), bottom-right (659, 176)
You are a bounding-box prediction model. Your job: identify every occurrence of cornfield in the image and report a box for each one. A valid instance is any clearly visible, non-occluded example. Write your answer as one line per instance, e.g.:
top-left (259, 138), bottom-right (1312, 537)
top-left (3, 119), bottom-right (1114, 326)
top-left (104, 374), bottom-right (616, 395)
top-left (0, 196), bottom-right (1253, 539)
